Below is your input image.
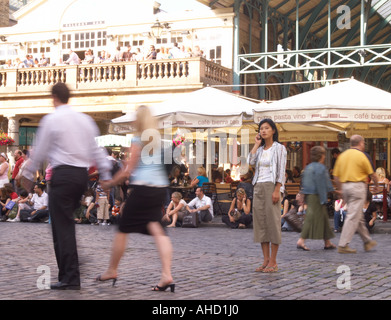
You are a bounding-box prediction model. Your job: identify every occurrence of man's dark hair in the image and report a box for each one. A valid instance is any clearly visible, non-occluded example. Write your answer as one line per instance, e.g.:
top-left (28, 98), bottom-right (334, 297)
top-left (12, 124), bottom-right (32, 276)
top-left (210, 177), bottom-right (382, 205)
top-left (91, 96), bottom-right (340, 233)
top-left (51, 82), bottom-right (70, 104)
top-left (35, 183), bottom-right (45, 192)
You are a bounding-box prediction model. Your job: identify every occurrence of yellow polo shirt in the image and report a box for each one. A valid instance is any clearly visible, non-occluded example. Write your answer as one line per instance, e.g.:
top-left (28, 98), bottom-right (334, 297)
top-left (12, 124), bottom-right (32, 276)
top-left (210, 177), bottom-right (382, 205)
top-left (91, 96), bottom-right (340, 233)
top-left (333, 148), bottom-right (374, 183)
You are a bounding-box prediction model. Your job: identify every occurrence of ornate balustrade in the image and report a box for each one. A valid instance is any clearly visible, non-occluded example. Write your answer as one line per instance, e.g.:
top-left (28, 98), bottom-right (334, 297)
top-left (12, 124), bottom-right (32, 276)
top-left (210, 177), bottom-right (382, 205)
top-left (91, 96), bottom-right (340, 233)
top-left (0, 57), bottom-right (232, 94)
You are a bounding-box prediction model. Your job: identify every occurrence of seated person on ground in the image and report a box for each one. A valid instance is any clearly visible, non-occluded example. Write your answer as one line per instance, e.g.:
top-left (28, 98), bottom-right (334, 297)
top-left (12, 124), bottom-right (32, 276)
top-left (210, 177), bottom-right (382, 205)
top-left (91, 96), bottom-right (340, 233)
top-left (162, 192), bottom-right (188, 227)
top-left (19, 183), bottom-right (49, 222)
top-left (8, 188), bottom-right (31, 222)
top-left (0, 184), bottom-right (19, 221)
top-left (364, 190), bottom-right (377, 232)
top-left (110, 197), bottom-right (122, 224)
top-left (186, 187), bottom-right (213, 223)
top-left (74, 188), bottom-right (95, 224)
top-left (222, 188), bottom-right (252, 229)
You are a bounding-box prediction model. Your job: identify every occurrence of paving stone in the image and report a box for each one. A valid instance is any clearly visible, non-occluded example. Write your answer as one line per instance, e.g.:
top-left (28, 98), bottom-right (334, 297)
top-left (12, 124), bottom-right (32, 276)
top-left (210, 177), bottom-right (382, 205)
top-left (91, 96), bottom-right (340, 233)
top-left (1, 218), bottom-right (391, 302)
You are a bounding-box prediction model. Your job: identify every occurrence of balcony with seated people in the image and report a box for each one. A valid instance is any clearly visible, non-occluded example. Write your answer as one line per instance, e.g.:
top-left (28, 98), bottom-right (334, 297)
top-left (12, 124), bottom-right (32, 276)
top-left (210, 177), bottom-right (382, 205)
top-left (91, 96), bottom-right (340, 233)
top-left (0, 57), bottom-right (232, 95)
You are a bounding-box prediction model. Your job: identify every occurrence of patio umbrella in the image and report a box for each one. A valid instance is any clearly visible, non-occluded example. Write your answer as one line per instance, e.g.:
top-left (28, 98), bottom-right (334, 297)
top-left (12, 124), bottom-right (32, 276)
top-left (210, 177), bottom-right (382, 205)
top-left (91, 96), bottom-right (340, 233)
top-left (111, 86), bottom-right (256, 131)
top-left (253, 78), bottom-right (391, 170)
top-left (253, 78), bottom-right (391, 132)
top-left (111, 87), bottom-right (258, 179)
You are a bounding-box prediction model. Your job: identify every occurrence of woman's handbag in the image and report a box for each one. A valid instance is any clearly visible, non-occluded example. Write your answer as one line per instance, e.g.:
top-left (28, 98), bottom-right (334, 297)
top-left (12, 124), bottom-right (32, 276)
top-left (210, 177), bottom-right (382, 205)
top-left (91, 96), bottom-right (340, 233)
top-left (5, 200), bottom-right (15, 210)
top-left (284, 207), bottom-right (304, 232)
top-left (182, 212), bottom-right (200, 228)
top-left (230, 209), bottom-right (241, 221)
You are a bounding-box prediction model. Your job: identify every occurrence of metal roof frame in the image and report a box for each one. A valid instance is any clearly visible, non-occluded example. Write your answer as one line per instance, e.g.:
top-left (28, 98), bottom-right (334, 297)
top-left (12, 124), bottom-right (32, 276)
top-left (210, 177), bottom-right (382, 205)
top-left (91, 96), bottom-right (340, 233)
top-left (198, 0), bottom-right (391, 96)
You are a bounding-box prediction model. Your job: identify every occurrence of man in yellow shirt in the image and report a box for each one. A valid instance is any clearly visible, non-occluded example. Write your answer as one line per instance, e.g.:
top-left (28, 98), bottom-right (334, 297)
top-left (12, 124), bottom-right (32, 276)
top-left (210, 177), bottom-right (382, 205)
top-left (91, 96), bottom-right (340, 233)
top-left (333, 135), bottom-right (378, 254)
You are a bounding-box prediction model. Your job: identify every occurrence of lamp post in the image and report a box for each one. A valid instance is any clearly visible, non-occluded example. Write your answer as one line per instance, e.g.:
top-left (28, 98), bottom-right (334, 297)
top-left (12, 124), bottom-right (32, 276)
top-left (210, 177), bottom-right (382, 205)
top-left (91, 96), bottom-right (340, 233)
top-left (151, 19), bottom-right (164, 38)
top-left (151, 19), bottom-right (170, 38)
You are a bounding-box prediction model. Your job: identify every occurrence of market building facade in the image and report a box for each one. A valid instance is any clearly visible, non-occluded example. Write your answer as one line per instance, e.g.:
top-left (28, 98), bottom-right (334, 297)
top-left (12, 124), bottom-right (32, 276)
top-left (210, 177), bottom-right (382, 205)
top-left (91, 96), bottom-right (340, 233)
top-left (0, 0), bottom-right (235, 157)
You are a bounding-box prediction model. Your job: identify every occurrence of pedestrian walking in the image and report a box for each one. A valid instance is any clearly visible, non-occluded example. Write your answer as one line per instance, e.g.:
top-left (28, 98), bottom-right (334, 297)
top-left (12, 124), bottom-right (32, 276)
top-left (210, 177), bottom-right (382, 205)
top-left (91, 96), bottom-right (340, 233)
top-left (333, 135), bottom-right (379, 254)
top-left (23, 82), bottom-right (112, 290)
top-left (248, 118), bottom-right (287, 273)
top-left (96, 105), bottom-right (174, 292)
top-left (296, 146), bottom-right (336, 251)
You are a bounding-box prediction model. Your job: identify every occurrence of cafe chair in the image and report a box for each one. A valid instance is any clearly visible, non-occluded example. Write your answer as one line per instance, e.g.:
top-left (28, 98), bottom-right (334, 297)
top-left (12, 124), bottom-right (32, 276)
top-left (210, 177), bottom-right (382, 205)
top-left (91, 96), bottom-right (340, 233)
top-left (228, 180), bottom-right (240, 199)
top-left (369, 183), bottom-right (388, 220)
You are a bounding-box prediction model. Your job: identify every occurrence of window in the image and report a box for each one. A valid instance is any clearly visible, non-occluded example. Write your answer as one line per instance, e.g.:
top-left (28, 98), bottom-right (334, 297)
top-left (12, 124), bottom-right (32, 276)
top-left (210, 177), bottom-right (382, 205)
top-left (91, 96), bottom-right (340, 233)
top-left (62, 34), bottom-right (72, 50)
top-left (74, 32), bottom-right (99, 49)
top-left (156, 38), bottom-right (168, 45)
top-left (27, 42), bottom-right (51, 56)
top-left (132, 39), bottom-right (144, 47)
top-left (96, 31), bottom-right (107, 47)
top-left (19, 127), bottom-right (38, 147)
top-left (61, 31), bottom-right (106, 51)
top-left (170, 32), bottom-right (183, 44)
top-left (210, 45), bottom-right (222, 64)
top-left (118, 35), bottom-right (131, 48)
top-left (194, 29), bottom-right (225, 66)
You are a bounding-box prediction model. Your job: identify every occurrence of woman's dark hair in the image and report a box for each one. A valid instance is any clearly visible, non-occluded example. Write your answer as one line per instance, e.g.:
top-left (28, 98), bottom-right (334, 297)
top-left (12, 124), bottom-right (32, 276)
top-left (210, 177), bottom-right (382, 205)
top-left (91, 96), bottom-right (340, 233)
top-left (19, 188), bottom-right (28, 198)
top-left (285, 169), bottom-right (294, 181)
top-left (257, 119), bottom-right (279, 146)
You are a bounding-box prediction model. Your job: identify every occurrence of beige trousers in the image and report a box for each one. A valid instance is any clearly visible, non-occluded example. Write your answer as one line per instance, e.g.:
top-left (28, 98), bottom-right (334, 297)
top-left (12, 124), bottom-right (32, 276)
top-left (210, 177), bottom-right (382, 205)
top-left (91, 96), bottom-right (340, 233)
top-left (97, 197), bottom-right (110, 220)
top-left (338, 182), bottom-right (372, 247)
top-left (253, 182), bottom-right (281, 244)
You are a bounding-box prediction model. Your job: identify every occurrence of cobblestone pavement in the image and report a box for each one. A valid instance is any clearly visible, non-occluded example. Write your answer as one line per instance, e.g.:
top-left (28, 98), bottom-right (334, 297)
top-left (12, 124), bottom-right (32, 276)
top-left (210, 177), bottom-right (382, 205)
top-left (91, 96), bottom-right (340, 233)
top-left (1, 218), bottom-right (391, 302)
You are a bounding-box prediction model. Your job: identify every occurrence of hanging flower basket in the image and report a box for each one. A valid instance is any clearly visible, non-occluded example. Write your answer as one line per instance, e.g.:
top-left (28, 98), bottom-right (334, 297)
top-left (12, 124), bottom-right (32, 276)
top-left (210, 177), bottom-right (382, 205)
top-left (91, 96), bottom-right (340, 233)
top-left (173, 134), bottom-right (186, 147)
top-left (0, 132), bottom-right (15, 146)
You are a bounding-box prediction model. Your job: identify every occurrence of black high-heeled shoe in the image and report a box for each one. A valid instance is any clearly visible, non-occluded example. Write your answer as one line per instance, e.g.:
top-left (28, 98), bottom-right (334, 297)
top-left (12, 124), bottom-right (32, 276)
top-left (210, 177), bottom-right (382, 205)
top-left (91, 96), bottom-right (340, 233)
top-left (95, 275), bottom-right (117, 287)
top-left (152, 283), bottom-right (175, 293)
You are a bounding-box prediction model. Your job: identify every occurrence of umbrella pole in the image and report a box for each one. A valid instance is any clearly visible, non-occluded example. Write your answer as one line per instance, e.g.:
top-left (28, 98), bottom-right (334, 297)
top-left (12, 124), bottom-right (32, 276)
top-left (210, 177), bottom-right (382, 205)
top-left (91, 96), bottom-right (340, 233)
top-left (206, 128), bottom-right (212, 181)
top-left (388, 127), bottom-right (391, 177)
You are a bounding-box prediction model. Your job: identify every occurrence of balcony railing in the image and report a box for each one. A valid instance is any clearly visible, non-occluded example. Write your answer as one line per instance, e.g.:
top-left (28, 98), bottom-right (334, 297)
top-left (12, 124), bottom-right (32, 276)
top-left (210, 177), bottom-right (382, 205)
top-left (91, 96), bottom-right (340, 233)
top-left (0, 57), bottom-right (232, 94)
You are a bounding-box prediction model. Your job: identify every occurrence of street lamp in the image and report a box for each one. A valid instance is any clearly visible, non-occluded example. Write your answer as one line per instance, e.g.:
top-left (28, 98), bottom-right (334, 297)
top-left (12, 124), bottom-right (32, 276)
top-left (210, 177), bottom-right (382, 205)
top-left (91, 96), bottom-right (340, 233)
top-left (151, 19), bottom-right (170, 38)
top-left (151, 19), bottom-right (164, 38)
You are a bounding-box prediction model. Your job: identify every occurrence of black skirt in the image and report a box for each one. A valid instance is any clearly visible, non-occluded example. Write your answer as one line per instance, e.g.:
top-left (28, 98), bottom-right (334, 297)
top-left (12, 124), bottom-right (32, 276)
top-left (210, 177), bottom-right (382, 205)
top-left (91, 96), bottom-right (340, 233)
top-left (119, 185), bottom-right (167, 235)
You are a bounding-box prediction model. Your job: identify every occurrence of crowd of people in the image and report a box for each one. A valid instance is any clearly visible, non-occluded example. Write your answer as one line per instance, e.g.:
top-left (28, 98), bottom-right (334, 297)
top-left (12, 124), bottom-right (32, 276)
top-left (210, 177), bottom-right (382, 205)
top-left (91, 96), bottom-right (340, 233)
top-left (0, 147), bottom-right (123, 225)
top-left (1, 144), bottom-right (386, 237)
top-left (0, 86), bottom-right (386, 291)
top-left (1, 43), bottom-right (206, 69)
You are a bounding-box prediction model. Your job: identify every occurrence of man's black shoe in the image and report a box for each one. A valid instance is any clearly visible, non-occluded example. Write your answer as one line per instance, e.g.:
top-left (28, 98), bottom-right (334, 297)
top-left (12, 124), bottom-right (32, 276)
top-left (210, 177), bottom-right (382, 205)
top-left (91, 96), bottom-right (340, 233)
top-left (50, 282), bottom-right (81, 290)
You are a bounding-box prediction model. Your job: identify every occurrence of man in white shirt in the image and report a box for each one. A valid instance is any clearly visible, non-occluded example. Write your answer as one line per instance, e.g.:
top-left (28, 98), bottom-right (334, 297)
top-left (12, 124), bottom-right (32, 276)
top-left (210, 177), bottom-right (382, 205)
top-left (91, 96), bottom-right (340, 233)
top-left (186, 187), bottom-right (214, 223)
top-left (24, 82), bottom-right (111, 290)
top-left (65, 49), bottom-right (80, 65)
top-left (169, 42), bottom-right (182, 59)
top-left (20, 183), bottom-right (49, 222)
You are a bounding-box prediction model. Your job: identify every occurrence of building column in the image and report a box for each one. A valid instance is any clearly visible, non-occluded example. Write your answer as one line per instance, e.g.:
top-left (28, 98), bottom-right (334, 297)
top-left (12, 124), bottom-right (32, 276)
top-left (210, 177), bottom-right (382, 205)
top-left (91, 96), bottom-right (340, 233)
top-left (232, 0), bottom-right (241, 94)
top-left (7, 116), bottom-right (20, 166)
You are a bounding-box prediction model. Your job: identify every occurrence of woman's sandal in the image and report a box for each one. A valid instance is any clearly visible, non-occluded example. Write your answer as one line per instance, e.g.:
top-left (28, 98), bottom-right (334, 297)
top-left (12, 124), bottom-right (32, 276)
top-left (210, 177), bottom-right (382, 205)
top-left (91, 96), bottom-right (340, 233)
top-left (262, 265), bottom-right (278, 273)
top-left (95, 275), bottom-right (117, 287)
top-left (297, 244), bottom-right (310, 251)
top-left (152, 283), bottom-right (175, 293)
top-left (255, 264), bottom-right (268, 272)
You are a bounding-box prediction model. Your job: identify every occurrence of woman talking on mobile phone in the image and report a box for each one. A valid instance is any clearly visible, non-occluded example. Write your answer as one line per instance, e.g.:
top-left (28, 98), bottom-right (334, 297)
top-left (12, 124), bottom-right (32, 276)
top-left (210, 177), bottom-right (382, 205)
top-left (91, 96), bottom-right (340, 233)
top-left (248, 119), bottom-right (287, 273)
